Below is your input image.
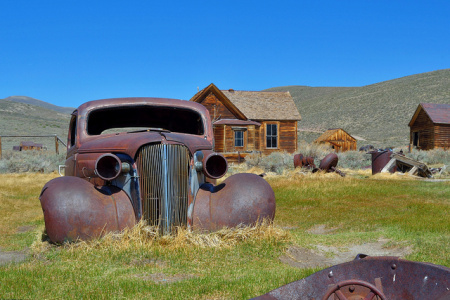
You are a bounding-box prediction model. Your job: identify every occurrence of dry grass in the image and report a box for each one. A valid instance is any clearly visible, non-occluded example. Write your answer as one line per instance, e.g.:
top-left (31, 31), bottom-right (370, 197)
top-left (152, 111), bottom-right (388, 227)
top-left (1, 172), bottom-right (448, 299)
top-left (0, 173), bottom-right (58, 242)
top-left (32, 219), bottom-right (290, 255)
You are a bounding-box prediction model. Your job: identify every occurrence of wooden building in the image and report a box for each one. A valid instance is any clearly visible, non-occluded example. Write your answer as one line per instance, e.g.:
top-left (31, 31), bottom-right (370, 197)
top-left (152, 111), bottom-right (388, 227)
top-left (408, 103), bottom-right (450, 150)
top-left (19, 141), bottom-right (44, 151)
top-left (190, 83), bottom-right (301, 161)
top-left (314, 128), bottom-right (357, 152)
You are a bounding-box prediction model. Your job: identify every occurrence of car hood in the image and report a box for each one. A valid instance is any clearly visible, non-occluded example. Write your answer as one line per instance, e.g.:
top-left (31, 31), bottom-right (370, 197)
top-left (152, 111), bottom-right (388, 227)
top-left (77, 131), bottom-right (213, 159)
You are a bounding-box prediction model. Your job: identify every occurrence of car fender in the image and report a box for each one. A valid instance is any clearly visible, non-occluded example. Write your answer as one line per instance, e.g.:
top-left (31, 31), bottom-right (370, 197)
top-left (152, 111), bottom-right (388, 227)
top-left (191, 173), bottom-right (276, 231)
top-left (39, 176), bottom-right (136, 243)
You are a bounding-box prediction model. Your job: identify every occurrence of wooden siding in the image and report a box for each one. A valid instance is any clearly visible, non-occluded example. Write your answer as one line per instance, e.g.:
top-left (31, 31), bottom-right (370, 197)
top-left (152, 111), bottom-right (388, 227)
top-left (434, 124), bottom-right (450, 149)
top-left (199, 93), bottom-right (237, 120)
top-left (314, 128), bottom-right (356, 152)
top-left (213, 125), bottom-right (225, 152)
top-left (258, 121), bottom-right (297, 155)
top-left (410, 109), bottom-right (435, 150)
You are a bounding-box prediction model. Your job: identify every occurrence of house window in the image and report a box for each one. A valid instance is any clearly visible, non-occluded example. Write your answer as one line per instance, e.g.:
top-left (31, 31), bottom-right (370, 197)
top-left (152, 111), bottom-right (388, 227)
top-left (266, 124), bottom-right (278, 149)
top-left (235, 130), bottom-right (244, 147)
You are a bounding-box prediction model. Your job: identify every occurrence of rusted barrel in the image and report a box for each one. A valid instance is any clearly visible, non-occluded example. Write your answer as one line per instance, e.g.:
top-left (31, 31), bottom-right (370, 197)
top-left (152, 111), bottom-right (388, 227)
top-left (369, 150), bottom-right (393, 175)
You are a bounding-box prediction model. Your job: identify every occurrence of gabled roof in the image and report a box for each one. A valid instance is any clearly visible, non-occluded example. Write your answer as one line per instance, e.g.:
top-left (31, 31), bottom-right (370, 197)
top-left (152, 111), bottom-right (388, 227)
top-left (409, 103), bottom-right (450, 126)
top-left (190, 84), bottom-right (247, 120)
top-left (315, 128), bottom-right (356, 143)
top-left (191, 83), bottom-right (301, 121)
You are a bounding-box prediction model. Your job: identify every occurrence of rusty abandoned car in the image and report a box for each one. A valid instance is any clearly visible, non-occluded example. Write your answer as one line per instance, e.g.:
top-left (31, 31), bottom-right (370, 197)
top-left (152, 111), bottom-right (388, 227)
top-left (39, 97), bottom-right (275, 243)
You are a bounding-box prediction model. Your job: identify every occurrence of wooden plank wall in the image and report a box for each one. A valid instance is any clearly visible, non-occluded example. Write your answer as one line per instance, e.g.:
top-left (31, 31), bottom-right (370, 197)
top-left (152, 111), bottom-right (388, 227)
top-left (200, 93), bottom-right (236, 120)
top-left (434, 124), bottom-right (450, 149)
top-left (320, 129), bottom-right (356, 152)
top-left (410, 109), bottom-right (435, 150)
top-left (213, 126), bottom-right (225, 152)
top-left (258, 121), bottom-right (297, 155)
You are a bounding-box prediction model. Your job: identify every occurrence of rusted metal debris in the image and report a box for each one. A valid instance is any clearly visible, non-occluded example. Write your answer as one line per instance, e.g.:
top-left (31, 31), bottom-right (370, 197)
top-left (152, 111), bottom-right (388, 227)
top-left (252, 255), bottom-right (450, 300)
top-left (318, 153), bottom-right (345, 177)
top-left (40, 97), bottom-right (276, 243)
top-left (294, 154), bottom-right (316, 169)
top-left (381, 153), bottom-right (433, 178)
top-left (368, 149), bottom-right (396, 175)
top-left (295, 153), bottom-right (345, 177)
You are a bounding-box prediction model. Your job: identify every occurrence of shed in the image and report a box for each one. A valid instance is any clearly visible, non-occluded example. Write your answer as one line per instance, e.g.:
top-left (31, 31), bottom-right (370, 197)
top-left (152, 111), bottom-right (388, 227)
top-left (408, 103), bottom-right (450, 150)
top-left (19, 141), bottom-right (44, 151)
top-left (314, 128), bottom-right (357, 152)
top-left (190, 83), bottom-right (301, 161)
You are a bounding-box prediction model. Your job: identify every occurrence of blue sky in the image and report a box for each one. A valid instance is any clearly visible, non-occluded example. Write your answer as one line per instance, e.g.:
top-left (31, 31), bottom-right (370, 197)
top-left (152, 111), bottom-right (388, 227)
top-left (1, 1), bottom-right (449, 108)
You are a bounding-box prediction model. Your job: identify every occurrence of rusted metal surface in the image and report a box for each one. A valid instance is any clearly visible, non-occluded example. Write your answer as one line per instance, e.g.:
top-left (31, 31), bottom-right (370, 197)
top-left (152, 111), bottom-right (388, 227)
top-left (136, 143), bottom-right (190, 234)
top-left (319, 153), bottom-right (338, 171)
top-left (74, 97), bottom-right (214, 148)
top-left (40, 176), bottom-right (136, 243)
top-left (40, 97), bottom-right (277, 242)
top-left (369, 150), bottom-right (394, 175)
top-left (192, 173), bottom-right (276, 231)
top-left (252, 256), bottom-right (450, 300)
top-left (202, 152), bottom-right (228, 179)
top-left (318, 153), bottom-right (345, 177)
top-left (294, 154), bottom-right (316, 169)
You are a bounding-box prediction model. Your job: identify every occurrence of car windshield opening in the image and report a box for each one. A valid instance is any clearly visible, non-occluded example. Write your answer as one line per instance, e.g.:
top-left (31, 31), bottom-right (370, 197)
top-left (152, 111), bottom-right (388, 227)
top-left (87, 105), bottom-right (204, 136)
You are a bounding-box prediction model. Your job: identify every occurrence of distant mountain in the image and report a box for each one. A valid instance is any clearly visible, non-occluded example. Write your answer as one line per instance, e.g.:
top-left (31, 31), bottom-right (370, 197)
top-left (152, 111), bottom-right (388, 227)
top-left (1, 69), bottom-right (449, 152)
top-left (265, 69), bottom-right (450, 148)
top-left (0, 98), bottom-right (70, 151)
top-left (3, 96), bottom-right (75, 114)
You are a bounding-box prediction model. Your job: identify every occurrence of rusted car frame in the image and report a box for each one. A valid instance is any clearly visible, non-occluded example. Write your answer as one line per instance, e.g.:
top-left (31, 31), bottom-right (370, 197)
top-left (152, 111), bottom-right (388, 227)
top-left (40, 97), bottom-right (275, 243)
top-left (253, 255), bottom-right (450, 300)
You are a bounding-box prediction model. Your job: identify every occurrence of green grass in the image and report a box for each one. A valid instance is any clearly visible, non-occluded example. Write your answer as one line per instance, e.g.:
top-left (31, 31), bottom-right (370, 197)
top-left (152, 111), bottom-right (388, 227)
top-left (0, 173), bottom-right (449, 299)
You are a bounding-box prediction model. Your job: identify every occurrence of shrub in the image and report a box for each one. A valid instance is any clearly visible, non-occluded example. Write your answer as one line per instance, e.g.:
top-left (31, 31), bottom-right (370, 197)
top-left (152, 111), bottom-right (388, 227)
top-left (0, 150), bottom-right (65, 173)
top-left (297, 140), bottom-right (332, 158)
top-left (337, 151), bottom-right (371, 169)
top-left (245, 152), bottom-right (294, 175)
top-left (407, 148), bottom-right (450, 166)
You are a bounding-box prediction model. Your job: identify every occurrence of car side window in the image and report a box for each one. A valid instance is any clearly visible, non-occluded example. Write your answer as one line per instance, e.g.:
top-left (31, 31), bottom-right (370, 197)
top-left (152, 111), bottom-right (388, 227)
top-left (68, 113), bottom-right (77, 148)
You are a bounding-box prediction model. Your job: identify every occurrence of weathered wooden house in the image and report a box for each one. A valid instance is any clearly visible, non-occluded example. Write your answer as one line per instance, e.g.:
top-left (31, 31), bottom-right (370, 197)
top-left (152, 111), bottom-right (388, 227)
top-left (190, 83), bottom-right (301, 161)
top-left (314, 128), bottom-right (357, 152)
top-left (408, 103), bottom-right (450, 150)
top-left (19, 141), bottom-right (44, 151)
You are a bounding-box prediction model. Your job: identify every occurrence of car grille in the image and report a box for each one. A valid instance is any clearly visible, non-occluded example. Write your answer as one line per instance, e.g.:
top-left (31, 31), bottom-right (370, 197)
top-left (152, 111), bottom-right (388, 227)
top-left (136, 143), bottom-right (190, 234)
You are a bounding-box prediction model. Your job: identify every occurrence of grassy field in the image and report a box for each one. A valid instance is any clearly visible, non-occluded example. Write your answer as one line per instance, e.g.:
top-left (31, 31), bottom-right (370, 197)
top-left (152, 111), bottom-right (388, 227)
top-left (0, 172), bottom-right (449, 299)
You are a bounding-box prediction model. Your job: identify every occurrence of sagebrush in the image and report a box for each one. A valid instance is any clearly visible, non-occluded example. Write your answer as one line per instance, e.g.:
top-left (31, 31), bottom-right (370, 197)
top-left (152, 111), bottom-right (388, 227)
top-left (0, 150), bottom-right (65, 173)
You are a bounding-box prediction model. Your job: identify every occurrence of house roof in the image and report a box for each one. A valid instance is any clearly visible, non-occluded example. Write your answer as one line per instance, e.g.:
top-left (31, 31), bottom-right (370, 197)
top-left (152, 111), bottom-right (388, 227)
top-left (221, 89), bottom-right (301, 121)
top-left (191, 83), bottom-right (301, 121)
top-left (409, 103), bottom-right (450, 126)
top-left (213, 119), bottom-right (261, 126)
top-left (315, 128), bottom-right (356, 143)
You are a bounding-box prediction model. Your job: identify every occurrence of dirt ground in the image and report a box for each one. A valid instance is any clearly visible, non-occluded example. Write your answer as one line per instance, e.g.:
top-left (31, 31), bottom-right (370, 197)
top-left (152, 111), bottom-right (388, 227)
top-left (0, 249), bottom-right (29, 265)
top-left (279, 224), bottom-right (412, 269)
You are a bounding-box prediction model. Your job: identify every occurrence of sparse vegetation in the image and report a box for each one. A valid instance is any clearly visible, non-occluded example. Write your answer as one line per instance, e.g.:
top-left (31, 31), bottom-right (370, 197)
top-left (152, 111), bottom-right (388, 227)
top-left (0, 173), bottom-right (448, 299)
top-left (240, 141), bottom-right (448, 176)
top-left (0, 150), bottom-right (65, 173)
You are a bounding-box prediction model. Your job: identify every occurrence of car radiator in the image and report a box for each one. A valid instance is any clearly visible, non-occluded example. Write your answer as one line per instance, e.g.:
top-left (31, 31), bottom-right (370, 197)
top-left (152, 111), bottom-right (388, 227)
top-left (136, 143), bottom-right (190, 234)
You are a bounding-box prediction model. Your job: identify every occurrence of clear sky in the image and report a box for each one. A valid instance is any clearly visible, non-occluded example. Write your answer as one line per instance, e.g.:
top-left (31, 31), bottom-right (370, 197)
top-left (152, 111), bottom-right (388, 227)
top-left (1, 1), bottom-right (449, 108)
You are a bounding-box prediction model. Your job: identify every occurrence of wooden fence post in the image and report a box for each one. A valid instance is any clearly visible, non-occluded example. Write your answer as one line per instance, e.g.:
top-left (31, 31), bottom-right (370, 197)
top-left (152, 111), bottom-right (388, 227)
top-left (55, 136), bottom-right (59, 155)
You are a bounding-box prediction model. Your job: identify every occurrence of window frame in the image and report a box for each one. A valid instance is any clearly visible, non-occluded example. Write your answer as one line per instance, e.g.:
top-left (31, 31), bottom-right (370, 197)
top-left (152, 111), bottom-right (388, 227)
top-left (234, 130), bottom-right (244, 148)
top-left (265, 122), bottom-right (279, 149)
